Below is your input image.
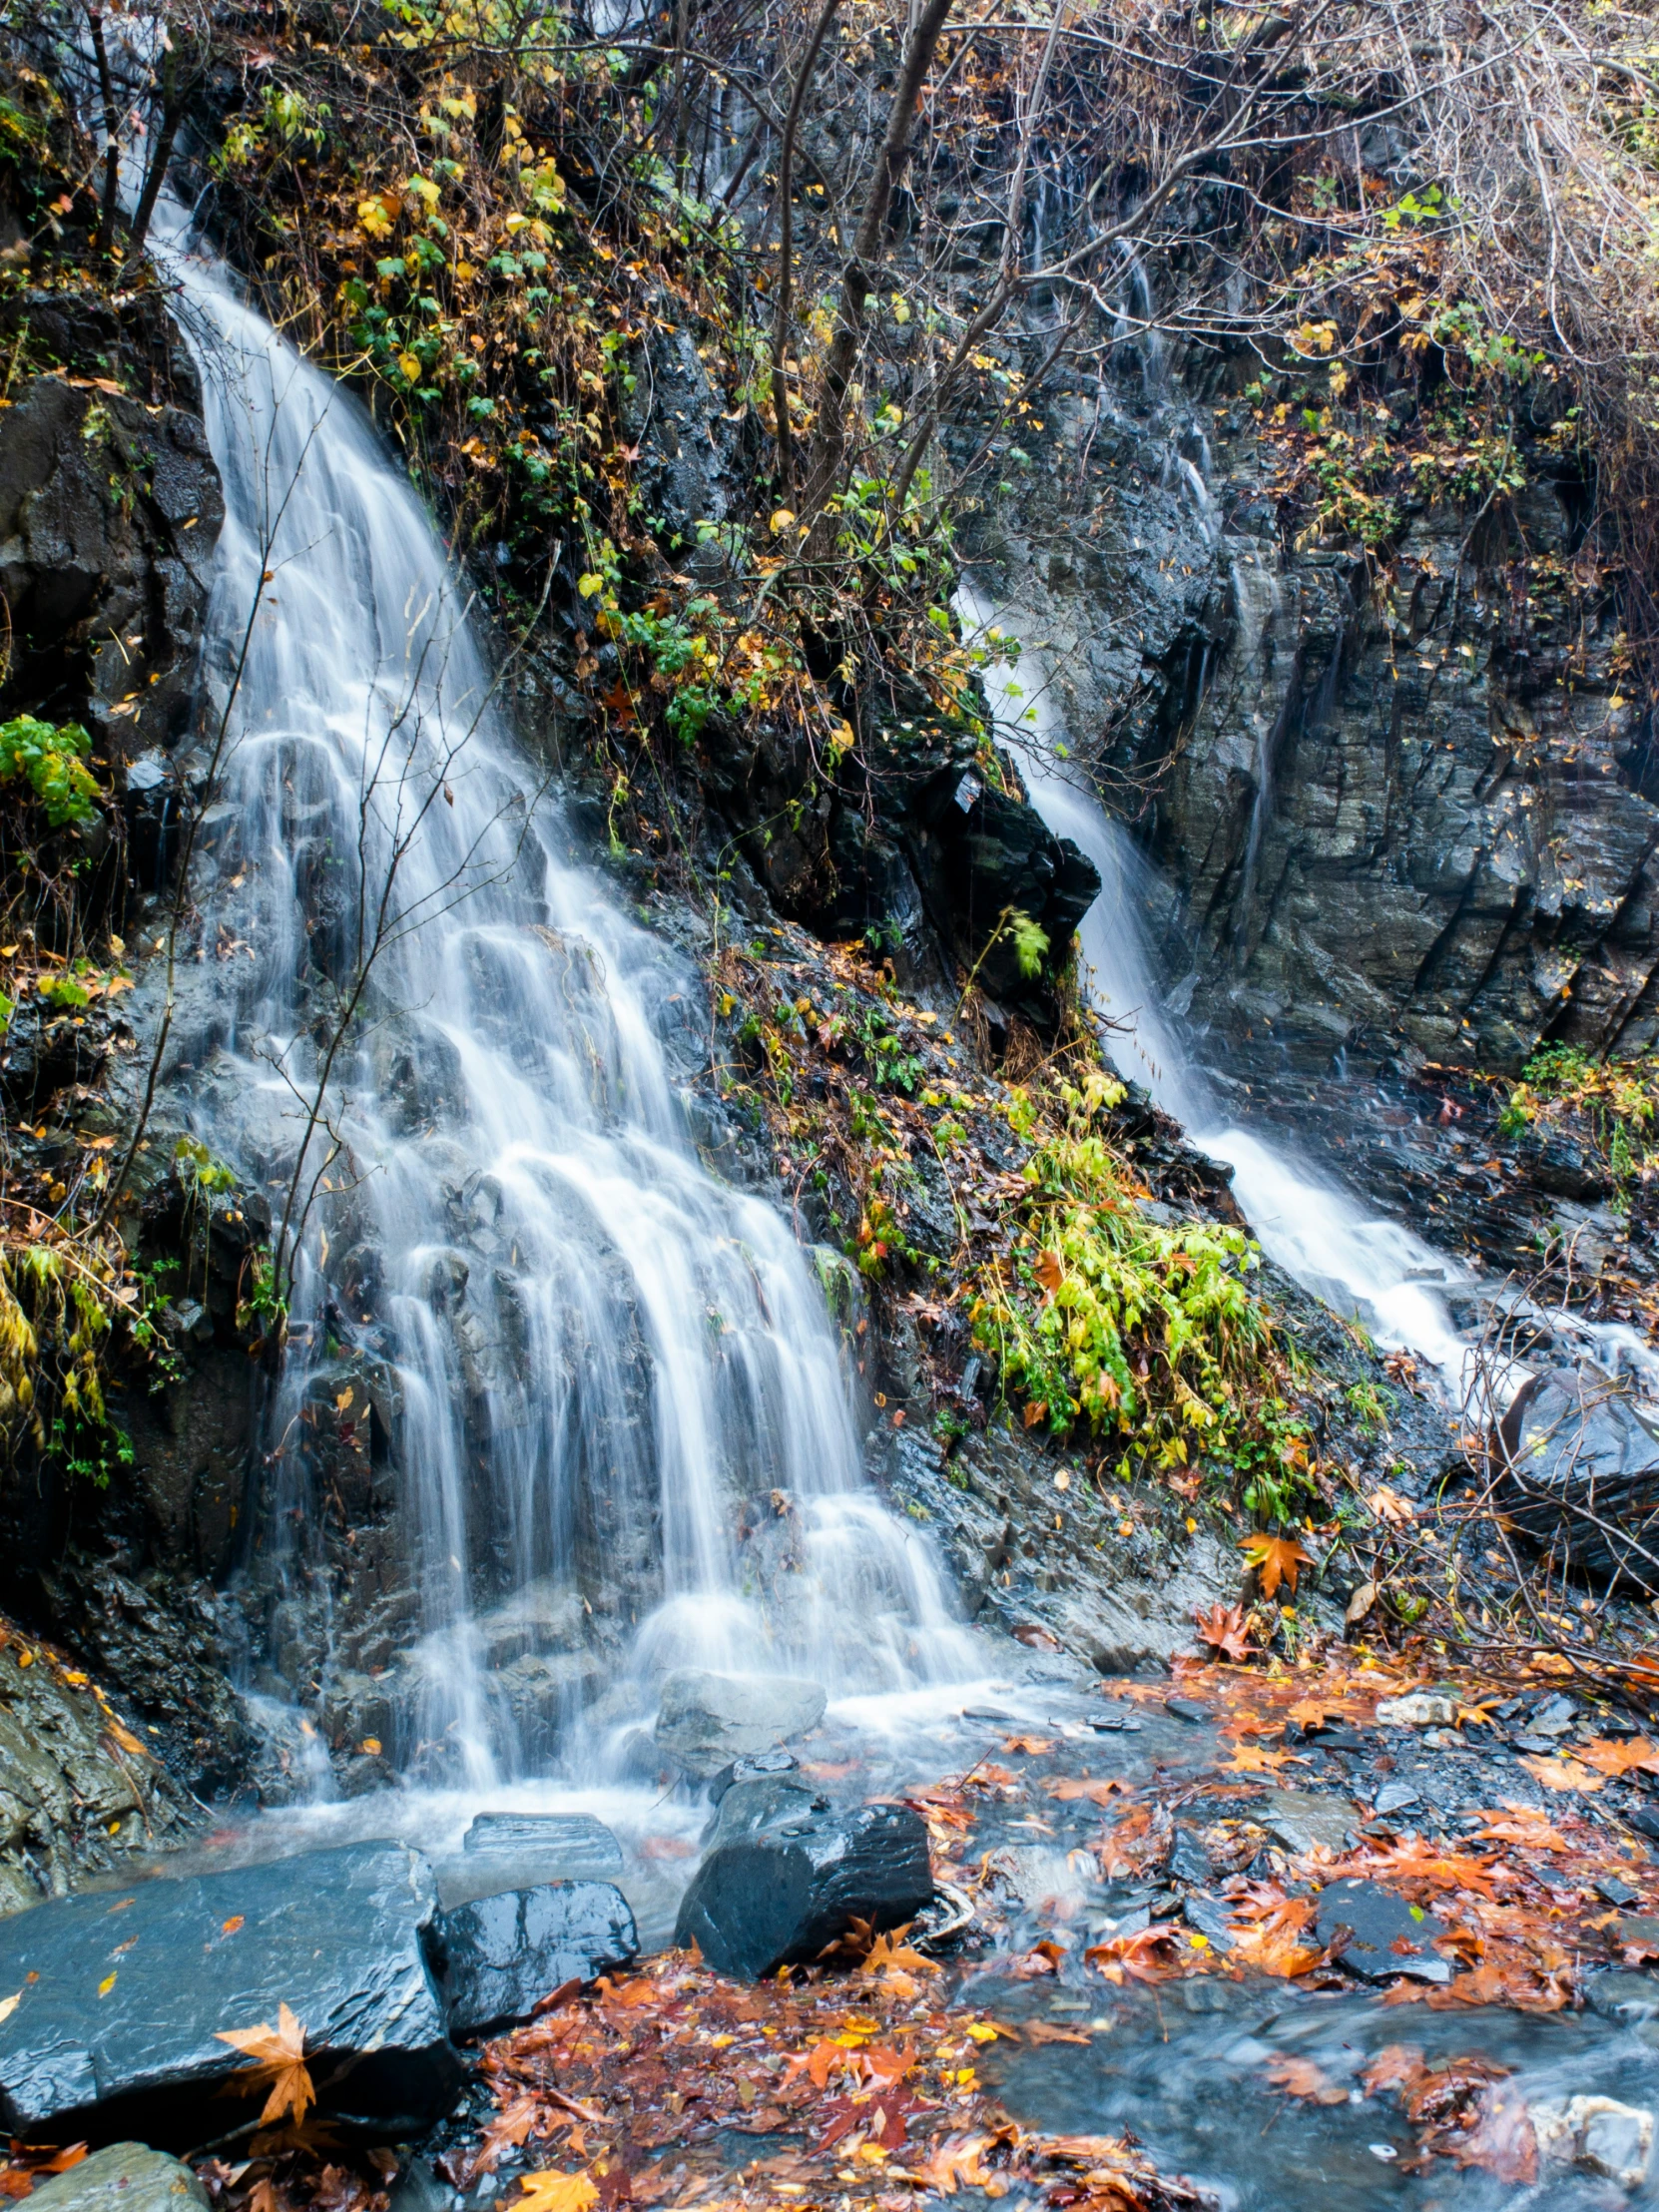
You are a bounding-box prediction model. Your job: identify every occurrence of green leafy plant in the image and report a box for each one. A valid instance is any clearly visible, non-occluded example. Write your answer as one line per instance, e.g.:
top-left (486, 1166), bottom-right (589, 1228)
top-left (0, 716), bottom-right (102, 829)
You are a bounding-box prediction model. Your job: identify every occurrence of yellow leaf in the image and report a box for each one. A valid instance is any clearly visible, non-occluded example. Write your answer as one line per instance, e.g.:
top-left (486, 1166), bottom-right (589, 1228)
top-left (769, 508), bottom-right (796, 534)
top-left (361, 1737), bottom-right (382, 1756)
top-left (357, 199), bottom-right (393, 239)
top-left (578, 574), bottom-right (604, 599)
top-left (456, 261), bottom-right (475, 282)
top-left (335, 1388), bottom-right (354, 1412)
top-left (0, 1990), bottom-right (19, 2024)
top-left (98, 1975), bottom-right (116, 1997)
top-left (396, 352), bottom-right (422, 383)
top-left (216, 2000), bottom-right (315, 2125)
top-left (513, 2175), bottom-right (598, 2212)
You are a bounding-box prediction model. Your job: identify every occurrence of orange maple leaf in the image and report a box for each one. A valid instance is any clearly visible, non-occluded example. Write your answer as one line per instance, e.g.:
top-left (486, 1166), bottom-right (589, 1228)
top-left (1193, 1601), bottom-right (1255, 1662)
top-left (1046, 1775), bottom-right (1132, 1804)
top-left (1224, 1742), bottom-right (1306, 1774)
top-left (1472, 1809), bottom-right (1567, 1852)
top-left (512, 2175), bottom-right (598, 2212)
top-left (1520, 1753), bottom-right (1605, 1794)
top-left (1239, 1532), bottom-right (1312, 1599)
top-left (1265, 2057), bottom-right (1347, 2105)
top-left (1576, 1737), bottom-right (1659, 1778)
top-left (215, 2000), bottom-right (314, 2126)
top-left (1083, 1926), bottom-right (1177, 1985)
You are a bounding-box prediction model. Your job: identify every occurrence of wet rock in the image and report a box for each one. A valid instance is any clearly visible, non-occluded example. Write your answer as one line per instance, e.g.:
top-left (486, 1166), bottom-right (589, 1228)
top-left (463, 1813), bottom-right (623, 1874)
top-left (1533, 2094), bottom-right (1655, 2190)
top-left (433, 1881), bottom-right (638, 2038)
top-left (1316, 1878), bottom-right (1448, 1982)
top-left (1497, 1367), bottom-right (1659, 1592)
top-left (27, 2144), bottom-right (207, 2212)
top-left (709, 1749), bottom-right (800, 1804)
top-left (1612, 1914), bottom-right (1659, 1954)
top-left (654, 1668), bottom-right (828, 1780)
top-left (674, 1794), bottom-right (933, 1980)
top-left (1181, 1894), bottom-right (1236, 1951)
top-left (1598, 1875), bottom-right (1641, 1908)
top-left (1164, 1698), bottom-right (1211, 1724)
top-left (1166, 1829), bottom-right (1212, 1886)
top-left (1372, 1782), bottom-right (1421, 1817)
top-left (1376, 1693), bottom-right (1457, 1727)
top-left (1586, 1971), bottom-right (1659, 2024)
top-left (434, 1815), bottom-right (625, 1912)
top-left (1258, 1790), bottom-right (1359, 1855)
top-left (0, 1842), bottom-right (460, 2143)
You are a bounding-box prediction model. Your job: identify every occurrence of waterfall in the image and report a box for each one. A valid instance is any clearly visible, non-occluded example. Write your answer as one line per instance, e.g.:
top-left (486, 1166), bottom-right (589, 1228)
top-left (150, 210), bottom-right (979, 1789)
top-left (955, 586), bottom-right (1473, 1387)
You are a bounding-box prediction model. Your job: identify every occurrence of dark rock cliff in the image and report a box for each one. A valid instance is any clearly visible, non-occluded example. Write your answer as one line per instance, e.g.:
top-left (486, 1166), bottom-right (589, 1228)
top-left (964, 379), bottom-right (1649, 1084)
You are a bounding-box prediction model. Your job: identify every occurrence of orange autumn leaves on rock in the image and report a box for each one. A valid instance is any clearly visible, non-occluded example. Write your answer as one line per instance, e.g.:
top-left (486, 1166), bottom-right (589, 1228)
top-left (1193, 1602), bottom-right (1255, 1661)
top-left (1238, 1531), bottom-right (1311, 1598)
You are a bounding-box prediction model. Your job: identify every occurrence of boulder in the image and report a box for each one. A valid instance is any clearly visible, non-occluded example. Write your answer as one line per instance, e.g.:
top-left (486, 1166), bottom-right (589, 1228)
top-left (1496, 1367), bottom-right (1659, 1592)
top-left (653, 1669), bottom-right (828, 1781)
top-left (1533, 2095), bottom-right (1655, 2190)
top-left (463, 1813), bottom-right (623, 1872)
top-left (433, 1881), bottom-right (638, 2038)
top-left (0, 1843), bottom-right (460, 2145)
top-left (27, 2145), bottom-right (206, 2212)
top-left (675, 1782), bottom-right (932, 1979)
top-left (1316, 1878), bottom-right (1447, 1982)
top-left (1257, 1790), bottom-right (1359, 1855)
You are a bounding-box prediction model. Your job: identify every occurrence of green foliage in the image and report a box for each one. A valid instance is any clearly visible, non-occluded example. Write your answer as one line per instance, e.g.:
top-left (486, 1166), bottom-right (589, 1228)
top-left (1499, 1041), bottom-right (1659, 1191)
top-left (175, 1135), bottom-right (238, 1195)
top-left (969, 1073), bottom-right (1306, 1493)
top-left (0, 716), bottom-right (101, 830)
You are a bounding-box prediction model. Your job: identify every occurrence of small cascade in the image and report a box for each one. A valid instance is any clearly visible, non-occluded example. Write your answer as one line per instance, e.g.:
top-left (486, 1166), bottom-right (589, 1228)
top-left (151, 206), bottom-right (981, 1789)
top-left (957, 585), bottom-right (1472, 1388)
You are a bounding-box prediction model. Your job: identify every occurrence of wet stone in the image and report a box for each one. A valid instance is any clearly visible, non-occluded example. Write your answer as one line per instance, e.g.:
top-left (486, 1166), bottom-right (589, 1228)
top-left (1164, 1698), bottom-right (1211, 1724)
top-left (26, 2146), bottom-right (207, 2212)
top-left (654, 1668), bottom-right (828, 1780)
top-left (1258, 1789), bottom-right (1359, 1855)
top-left (1598, 1875), bottom-right (1642, 1908)
top-left (0, 1843), bottom-right (460, 2143)
top-left (1181, 1893), bottom-right (1235, 1952)
top-left (462, 1814), bottom-right (623, 1876)
top-left (1372, 1781), bottom-right (1421, 1817)
top-left (675, 1796), bottom-right (932, 1980)
top-left (1316, 1877), bottom-right (1448, 1982)
top-left (1166, 1829), bottom-right (1212, 1886)
top-left (433, 1880), bottom-right (638, 2038)
top-left (1587, 1971), bottom-right (1659, 2023)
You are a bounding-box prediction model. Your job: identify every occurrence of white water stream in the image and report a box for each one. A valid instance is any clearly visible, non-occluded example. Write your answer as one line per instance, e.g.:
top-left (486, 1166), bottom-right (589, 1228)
top-left (150, 209), bottom-right (984, 1793)
top-left (956, 585), bottom-right (1474, 1386)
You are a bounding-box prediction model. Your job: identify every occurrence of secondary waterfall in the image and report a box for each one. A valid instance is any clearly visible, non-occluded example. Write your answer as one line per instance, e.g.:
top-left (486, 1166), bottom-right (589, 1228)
top-left (956, 585), bottom-right (1472, 1386)
top-left (152, 211), bottom-right (977, 1789)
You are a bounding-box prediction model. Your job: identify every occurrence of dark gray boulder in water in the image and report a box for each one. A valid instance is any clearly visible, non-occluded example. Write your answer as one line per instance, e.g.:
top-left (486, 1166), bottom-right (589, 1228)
top-left (434, 1880), bottom-right (639, 2037)
top-left (27, 2145), bottom-right (207, 2212)
top-left (1497, 1366), bottom-right (1659, 1592)
top-left (1316, 1879), bottom-right (1447, 1983)
top-left (0, 1843), bottom-right (460, 2145)
top-left (675, 1782), bottom-right (932, 1979)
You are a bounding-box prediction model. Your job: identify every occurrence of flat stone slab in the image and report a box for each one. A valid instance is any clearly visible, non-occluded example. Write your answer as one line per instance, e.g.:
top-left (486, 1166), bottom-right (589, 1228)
top-left (435, 1880), bottom-right (637, 2037)
top-left (1257, 1790), bottom-right (1360, 1855)
top-left (27, 2145), bottom-right (207, 2212)
top-left (0, 1843), bottom-right (459, 2143)
top-left (1316, 1877), bottom-right (1447, 1982)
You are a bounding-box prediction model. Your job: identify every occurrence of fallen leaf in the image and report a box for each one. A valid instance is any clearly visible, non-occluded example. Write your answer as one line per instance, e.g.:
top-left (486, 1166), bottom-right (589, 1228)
top-left (1520, 1753), bottom-right (1605, 1794)
top-left (221, 1917), bottom-right (245, 1936)
top-left (0, 1992), bottom-right (19, 2024)
top-left (511, 2175), bottom-right (597, 2212)
top-left (1002, 1735), bottom-right (1055, 1755)
top-left (1083, 1925), bottom-right (1177, 1984)
top-left (1239, 1532), bottom-right (1312, 1599)
top-left (215, 2000), bottom-right (315, 2125)
top-left (1265, 2056), bottom-right (1347, 2105)
top-left (1224, 1742), bottom-right (1306, 1774)
top-left (1193, 1602), bottom-right (1256, 1662)
top-left (1577, 1737), bottom-right (1659, 1778)
top-left (1045, 1776), bottom-right (1132, 1804)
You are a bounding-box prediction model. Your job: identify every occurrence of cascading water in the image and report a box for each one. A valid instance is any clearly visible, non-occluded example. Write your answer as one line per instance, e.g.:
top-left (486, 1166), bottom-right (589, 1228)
top-left (151, 207), bottom-right (980, 1793)
top-left (955, 585), bottom-right (1474, 1386)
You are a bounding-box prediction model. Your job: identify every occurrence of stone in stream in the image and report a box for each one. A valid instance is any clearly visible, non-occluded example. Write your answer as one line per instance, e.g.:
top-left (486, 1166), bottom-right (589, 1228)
top-left (674, 1781), bottom-right (933, 1979)
top-left (653, 1669), bottom-right (828, 1780)
top-left (433, 1881), bottom-right (638, 2037)
top-left (432, 1813), bottom-right (626, 1913)
top-left (1533, 2094), bottom-right (1656, 2190)
top-left (1258, 1790), bottom-right (1360, 1855)
top-left (26, 2145), bottom-right (207, 2212)
top-left (1316, 1878), bottom-right (1448, 1982)
top-left (1375, 1693), bottom-right (1457, 1728)
top-left (1496, 1367), bottom-right (1659, 1592)
top-left (1163, 1697), bottom-right (1211, 1724)
top-left (1165, 1828), bottom-right (1212, 1886)
top-left (1587, 1971), bottom-right (1659, 2023)
top-left (0, 1843), bottom-right (461, 2144)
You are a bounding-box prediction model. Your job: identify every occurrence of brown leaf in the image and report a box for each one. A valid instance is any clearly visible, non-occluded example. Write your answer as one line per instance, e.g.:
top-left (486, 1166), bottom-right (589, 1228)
top-left (512, 2176), bottom-right (598, 2212)
top-left (1194, 1602), bottom-right (1256, 1662)
top-left (1265, 2057), bottom-right (1347, 2105)
top-left (215, 2000), bottom-right (314, 2126)
top-left (1520, 1753), bottom-right (1605, 1794)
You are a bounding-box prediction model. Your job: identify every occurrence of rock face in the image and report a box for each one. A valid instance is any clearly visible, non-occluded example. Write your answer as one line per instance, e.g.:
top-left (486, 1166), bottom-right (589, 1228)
top-left (0, 1843), bottom-right (459, 2144)
top-left (674, 1780), bottom-right (933, 1979)
top-left (434, 1881), bottom-right (638, 2037)
top-left (0, 1628), bottom-right (198, 1920)
top-left (963, 377), bottom-right (1656, 1080)
top-left (27, 2144), bottom-right (207, 2212)
top-left (0, 296), bottom-right (223, 761)
top-left (654, 1668), bottom-right (829, 1780)
top-left (1497, 1366), bottom-right (1659, 1591)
